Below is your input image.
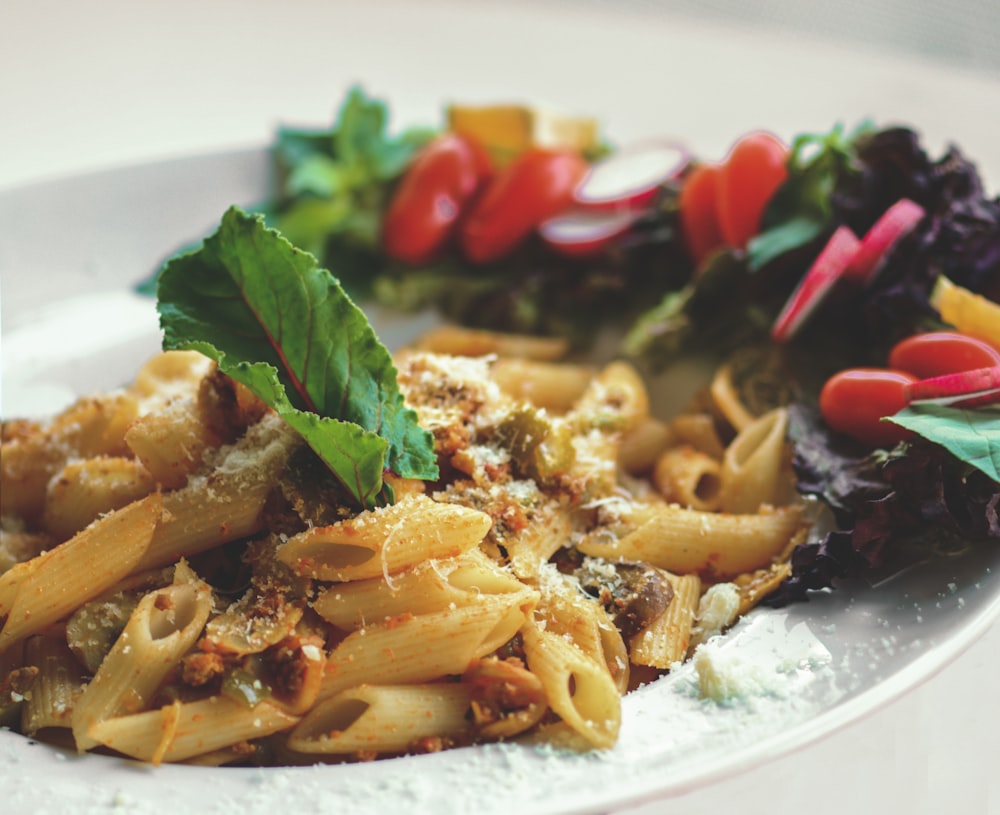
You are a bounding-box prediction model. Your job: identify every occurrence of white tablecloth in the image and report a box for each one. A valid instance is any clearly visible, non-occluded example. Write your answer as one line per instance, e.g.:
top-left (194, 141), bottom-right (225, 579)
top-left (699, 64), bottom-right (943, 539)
top-left (2, 2), bottom-right (998, 813)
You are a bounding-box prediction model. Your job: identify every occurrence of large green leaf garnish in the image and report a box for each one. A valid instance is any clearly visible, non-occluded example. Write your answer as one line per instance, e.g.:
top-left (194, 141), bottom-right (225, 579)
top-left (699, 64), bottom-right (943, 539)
top-left (157, 206), bottom-right (438, 509)
top-left (888, 404), bottom-right (1000, 482)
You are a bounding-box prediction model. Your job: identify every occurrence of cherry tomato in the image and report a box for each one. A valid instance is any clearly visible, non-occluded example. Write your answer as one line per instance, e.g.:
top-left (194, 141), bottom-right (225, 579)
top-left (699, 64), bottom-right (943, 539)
top-left (382, 133), bottom-right (492, 265)
top-left (819, 368), bottom-right (917, 448)
top-left (715, 131), bottom-right (789, 250)
top-left (888, 331), bottom-right (1000, 379)
top-left (678, 162), bottom-right (725, 268)
top-left (460, 148), bottom-right (589, 264)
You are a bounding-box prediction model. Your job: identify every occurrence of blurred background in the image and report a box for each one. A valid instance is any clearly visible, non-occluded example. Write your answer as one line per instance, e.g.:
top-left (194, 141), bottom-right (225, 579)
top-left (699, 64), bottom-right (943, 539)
top-left (529, 0), bottom-right (1000, 75)
top-left (3, 0), bottom-right (999, 191)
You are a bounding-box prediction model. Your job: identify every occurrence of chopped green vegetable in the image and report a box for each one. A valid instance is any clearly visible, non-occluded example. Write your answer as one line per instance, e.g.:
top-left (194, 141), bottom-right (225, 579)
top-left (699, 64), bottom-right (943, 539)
top-left (268, 86), bottom-right (436, 287)
top-left (157, 206), bottom-right (438, 509)
top-left (221, 668), bottom-right (272, 708)
top-left (887, 404), bottom-right (1000, 482)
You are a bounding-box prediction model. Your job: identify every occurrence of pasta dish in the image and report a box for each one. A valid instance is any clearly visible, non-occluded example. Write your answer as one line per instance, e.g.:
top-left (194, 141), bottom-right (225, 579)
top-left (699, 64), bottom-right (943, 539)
top-left (0, 324), bottom-right (805, 765)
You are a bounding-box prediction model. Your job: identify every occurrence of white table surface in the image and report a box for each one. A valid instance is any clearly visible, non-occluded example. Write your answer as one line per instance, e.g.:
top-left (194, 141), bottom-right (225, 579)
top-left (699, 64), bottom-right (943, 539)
top-left (2, 1), bottom-right (998, 813)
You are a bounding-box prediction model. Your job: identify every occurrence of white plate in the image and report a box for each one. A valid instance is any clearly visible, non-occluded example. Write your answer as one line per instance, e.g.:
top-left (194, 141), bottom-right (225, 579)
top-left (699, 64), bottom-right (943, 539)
top-left (1, 144), bottom-right (999, 815)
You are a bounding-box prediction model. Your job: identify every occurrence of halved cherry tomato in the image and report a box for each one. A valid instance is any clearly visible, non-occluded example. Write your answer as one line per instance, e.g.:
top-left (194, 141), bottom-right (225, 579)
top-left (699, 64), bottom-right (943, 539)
top-left (819, 368), bottom-right (917, 448)
top-left (888, 331), bottom-right (1000, 379)
top-left (382, 133), bottom-right (493, 265)
top-left (678, 162), bottom-right (725, 268)
top-left (460, 148), bottom-right (589, 264)
top-left (715, 131), bottom-right (789, 250)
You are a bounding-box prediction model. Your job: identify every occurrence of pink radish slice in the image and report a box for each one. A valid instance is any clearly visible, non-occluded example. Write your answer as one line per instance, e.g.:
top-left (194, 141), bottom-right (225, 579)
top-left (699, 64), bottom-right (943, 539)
top-left (771, 225), bottom-right (861, 343)
top-left (845, 198), bottom-right (926, 284)
top-left (904, 365), bottom-right (1000, 408)
top-left (539, 209), bottom-right (637, 257)
top-left (572, 141), bottom-right (689, 210)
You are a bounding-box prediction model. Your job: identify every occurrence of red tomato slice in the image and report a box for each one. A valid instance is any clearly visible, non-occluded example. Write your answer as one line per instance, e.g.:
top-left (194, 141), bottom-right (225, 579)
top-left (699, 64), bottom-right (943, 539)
top-left (678, 162), bottom-right (725, 268)
top-left (460, 149), bottom-right (589, 264)
top-left (715, 131), bottom-right (789, 250)
top-left (382, 133), bottom-right (492, 265)
top-left (887, 331), bottom-right (1000, 379)
top-left (819, 368), bottom-right (917, 448)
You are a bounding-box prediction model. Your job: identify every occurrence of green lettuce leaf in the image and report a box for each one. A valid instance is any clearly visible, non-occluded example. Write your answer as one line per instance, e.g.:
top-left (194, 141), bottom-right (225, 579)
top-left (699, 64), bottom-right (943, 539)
top-left (748, 120), bottom-right (874, 271)
top-left (157, 206), bottom-right (438, 509)
top-left (887, 404), bottom-right (1000, 482)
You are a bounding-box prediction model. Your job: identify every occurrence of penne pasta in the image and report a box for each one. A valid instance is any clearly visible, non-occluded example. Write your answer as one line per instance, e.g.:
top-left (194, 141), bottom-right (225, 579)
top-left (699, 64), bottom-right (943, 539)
top-left (0, 324), bottom-right (820, 764)
top-left (72, 576), bottom-right (213, 750)
top-left (319, 591), bottom-right (536, 702)
top-left (411, 325), bottom-right (570, 360)
top-left (277, 493), bottom-right (493, 582)
top-left (491, 358), bottom-right (595, 412)
top-left (20, 635), bottom-right (86, 736)
top-left (618, 416), bottom-right (674, 475)
top-left (124, 397), bottom-right (218, 490)
top-left (42, 456), bottom-right (156, 540)
top-left (576, 502), bottom-right (804, 580)
top-left (668, 412), bottom-right (727, 460)
top-left (719, 407), bottom-right (789, 514)
top-left (313, 548), bottom-right (524, 630)
top-left (534, 566), bottom-right (630, 694)
top-left (288, 683), bottom-right (474, 754)
top-left (709, 363), bottom-right (756, 433)
top-left (0, 494), bottom-right (162, 651)
top-left (520, 617), bottom-right (621, 749)
top-left (652, 444), bottom-right (723, 511)
top-left (87, 696), bottom-right (300, 764)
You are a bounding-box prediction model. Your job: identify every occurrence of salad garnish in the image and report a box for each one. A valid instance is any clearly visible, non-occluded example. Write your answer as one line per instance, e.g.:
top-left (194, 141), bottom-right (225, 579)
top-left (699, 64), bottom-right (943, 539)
top-left (145, 86), bottom-right (1000, 605)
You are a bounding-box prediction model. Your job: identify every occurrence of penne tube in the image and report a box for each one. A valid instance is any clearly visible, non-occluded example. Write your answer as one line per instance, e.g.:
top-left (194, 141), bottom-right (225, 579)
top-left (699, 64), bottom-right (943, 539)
top-left (618, 416), bottom-right (674, 475)
top-left (313, 549), bottom-right (523, 630)
top-left (733, 561), bottom-right (793, 616)
top-left (629, 573), bottom-right (701, 668)
top-left (709, 363), bottom-right (755, 433)
top-left (20, 635), bottom-right (86, 735)
top-left (575, 502), bottom-right (804, 581)
top-left (1, 394), bottom-right (139, 523)
top-left (412, 325), bottom-right (570, 360)
top-left (669, 413), bottom-right (727, 460)
top-left (652, 445), bottom-right (723, 512)
top-left (491, 358), bottom-right (595, 412)
top-left (534, 567), bottom-right (630, 694)
top-left (72, 577), bottom-right (213, 751)
top-left (319, 591), bottom-right (536, 702)
top-left (505, 501), bottom-right (574, 580)
top-left (0, 494), bottom-right (162, 650)
top-left (719, 407), bottom-right (789, 514)
top-left (288, 683), bottom-right (474, 755)
top-left (277, 494), bottom-right (492, 582)
top-left (124, 397), bottom-right (219, 489)
top-left (42, 456), bottom-right (156, 540)
top-left (568, 360), bottom-right (650, 436)
top-left (137, 481), bottom-right (271, 572)
top-left (520, 618), bottom-right (621, 749)
top-left (130, 351), bottom-right (212, 401)
top-left (87, 696), bottom-right (299, 764)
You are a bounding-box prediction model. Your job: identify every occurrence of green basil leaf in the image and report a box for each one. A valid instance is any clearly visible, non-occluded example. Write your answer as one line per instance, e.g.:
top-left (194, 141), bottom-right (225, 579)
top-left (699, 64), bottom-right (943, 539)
top-left (888, 404), bottom-right (1000, 482)
top-left (157, 206), bottom-right (438, 508)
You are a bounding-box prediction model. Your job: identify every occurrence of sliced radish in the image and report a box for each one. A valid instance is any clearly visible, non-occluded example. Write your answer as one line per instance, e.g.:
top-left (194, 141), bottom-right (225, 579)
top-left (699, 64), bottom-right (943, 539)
top-left (572, 141), bottom-right (690, 211)
top-left (538, 209), bottom-right (637, 257)
top-left (771, 225), bottom-right (861, 342)
top-left (904, 365), bottom-right (1000, 408)
top-left (845, 198), bottom-right (926, 284)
